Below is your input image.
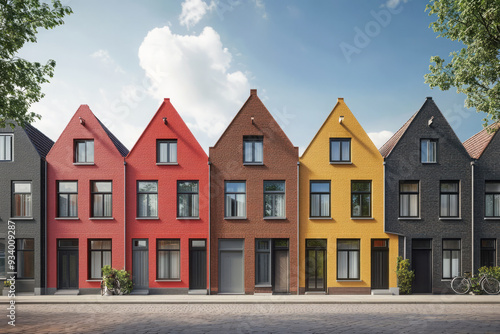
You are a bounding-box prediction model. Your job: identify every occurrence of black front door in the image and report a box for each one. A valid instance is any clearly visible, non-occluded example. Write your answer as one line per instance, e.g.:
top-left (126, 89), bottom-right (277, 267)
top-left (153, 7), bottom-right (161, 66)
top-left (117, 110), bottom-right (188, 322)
top-left (371, 239), bottom-right (389, 289)
top-left (57, 239), bottom-right (78, 289)
top-left (412, 239), bottom-right (432, 293)
top-left (189, 239), bottom-right (207, 290)
top-left (305, 239), bottom-right (327, 292)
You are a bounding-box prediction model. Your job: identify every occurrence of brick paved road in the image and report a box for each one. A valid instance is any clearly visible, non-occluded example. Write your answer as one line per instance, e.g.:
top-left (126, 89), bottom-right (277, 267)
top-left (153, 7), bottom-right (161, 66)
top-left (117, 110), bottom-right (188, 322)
top-left (1, 303), bottom-right (499, 333)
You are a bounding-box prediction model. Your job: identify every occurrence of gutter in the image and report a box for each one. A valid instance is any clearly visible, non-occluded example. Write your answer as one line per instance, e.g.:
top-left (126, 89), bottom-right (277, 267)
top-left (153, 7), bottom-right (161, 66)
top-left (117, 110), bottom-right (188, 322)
top-left (296, 161), bottom-right (300, 295)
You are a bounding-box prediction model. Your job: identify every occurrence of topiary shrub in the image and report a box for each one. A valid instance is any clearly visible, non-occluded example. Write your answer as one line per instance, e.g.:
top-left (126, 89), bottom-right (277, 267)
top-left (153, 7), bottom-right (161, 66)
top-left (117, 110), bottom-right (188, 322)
top-left (396, 256), bottom-right (415, 295)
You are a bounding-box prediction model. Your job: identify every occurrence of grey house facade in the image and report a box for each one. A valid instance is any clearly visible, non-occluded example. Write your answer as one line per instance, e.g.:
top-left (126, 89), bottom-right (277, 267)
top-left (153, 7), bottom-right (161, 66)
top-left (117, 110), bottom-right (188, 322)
top-left (0, 123), bottom-right (53, 295)
top-left (380, 97), bottom-right (472, 294)
top-left (463, 124), bottom-right (500, 272)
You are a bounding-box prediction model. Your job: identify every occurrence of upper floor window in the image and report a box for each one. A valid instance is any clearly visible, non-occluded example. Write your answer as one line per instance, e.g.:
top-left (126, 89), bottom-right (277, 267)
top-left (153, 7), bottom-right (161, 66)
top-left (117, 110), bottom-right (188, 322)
top-left (485, 181), bottom-right (500, 217)
top-left (310, 181), bottom-right (330, 218)
top-left (74, 139), bottom-right (94, 163)
top-left (91, 181), bottom-right (112, 218)
top-left (57, 181), bottom-right (78, 218)
top-left (440, 181), bottom-right (459, 218)
top-left (177, 181), bottom-right (199, 218)
top-left (264, 181), bottom-right (285, 218)
top-left (351, 181), bottom-right (371, 217)
top-left (399, 181), bottom-right (419, 217)
top-left (421, 139), bottom-right (437, 163)
top-left (225, 181), bottom-right (246, 218)
top-left (157, 140), bottom-right (177, 164)
top-left (330, 138), bottom-right (351, 162)
top-left (12, 181), bottom-right (32, 218)
top-left (243, 136), bottom-right (263, 164)
top-left (137, 181), bottom-right (158, 218)
top-left (0, 134), bottom-right (13, 161)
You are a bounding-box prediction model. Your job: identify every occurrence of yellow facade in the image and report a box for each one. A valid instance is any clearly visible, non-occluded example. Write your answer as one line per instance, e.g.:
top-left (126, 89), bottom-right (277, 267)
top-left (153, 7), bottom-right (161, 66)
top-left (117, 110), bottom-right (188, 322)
top-left (299, 98), bottom-right (398, 293)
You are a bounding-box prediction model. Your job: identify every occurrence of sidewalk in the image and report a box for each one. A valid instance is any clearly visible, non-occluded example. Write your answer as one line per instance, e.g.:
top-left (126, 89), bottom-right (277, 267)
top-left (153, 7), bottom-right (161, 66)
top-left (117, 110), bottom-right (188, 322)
top-left (1, 294), bottom-right (499, 304)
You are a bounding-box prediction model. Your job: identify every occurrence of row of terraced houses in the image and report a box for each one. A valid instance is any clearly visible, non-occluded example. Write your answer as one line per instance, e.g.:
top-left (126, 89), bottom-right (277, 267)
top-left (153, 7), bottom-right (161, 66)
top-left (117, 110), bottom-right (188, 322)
top-left (1, 90), bottom-right (499, 295)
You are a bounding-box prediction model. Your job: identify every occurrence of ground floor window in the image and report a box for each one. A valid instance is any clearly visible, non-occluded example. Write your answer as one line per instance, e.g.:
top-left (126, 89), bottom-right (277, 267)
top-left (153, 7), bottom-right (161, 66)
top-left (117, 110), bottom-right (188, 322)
top-left (337, 239), bottom-right (360, 280)
top-left (0, 238), bottom-right (5, 278)
top-left (480, 239), bottom-right (496, 267)
top-left (157, 239), bottom-right (180, 280)
top-left (442, 239), bottom-right (460, 279)
top-left (17, 238), bottom-right (34, 279)
top-left (89, 239), bottom-right (111, 279)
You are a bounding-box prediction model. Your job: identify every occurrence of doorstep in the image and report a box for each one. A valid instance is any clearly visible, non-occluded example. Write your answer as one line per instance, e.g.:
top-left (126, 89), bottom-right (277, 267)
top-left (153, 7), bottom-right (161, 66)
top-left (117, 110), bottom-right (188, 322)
top-left (188, 289), bottom-right (208, 295)
top-left (130, 289), bottom-right (149, 295)
top-left (54, 289), bottom-right (79, 295)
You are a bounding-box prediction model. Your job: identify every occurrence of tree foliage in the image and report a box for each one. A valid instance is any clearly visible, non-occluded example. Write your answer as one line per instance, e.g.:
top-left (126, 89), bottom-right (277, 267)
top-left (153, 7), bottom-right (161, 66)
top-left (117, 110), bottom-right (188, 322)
top-left (424, 0), bottom-right (500, 126)
top-left (0, 0), bottom-right (72, 128)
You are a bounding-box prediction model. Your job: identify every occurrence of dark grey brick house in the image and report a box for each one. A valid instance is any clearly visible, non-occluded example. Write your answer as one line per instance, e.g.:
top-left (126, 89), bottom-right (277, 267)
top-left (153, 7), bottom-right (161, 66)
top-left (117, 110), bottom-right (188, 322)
top-left (463, 124), bottom-right (500, 272)
top-left (380, 97), bottom-right (472, 293)
top-left (0, 123), bottom-right (53, 294)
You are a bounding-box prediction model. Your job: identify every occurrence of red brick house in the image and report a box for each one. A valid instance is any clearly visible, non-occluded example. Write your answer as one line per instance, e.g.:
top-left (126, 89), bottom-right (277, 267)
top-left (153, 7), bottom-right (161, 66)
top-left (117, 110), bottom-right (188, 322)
top-left (209, 89), bottom-right (299, 294)
top-left (46, 105), bottom-right (128, 294)
top-left (125, 99), bottom-right (209, 294)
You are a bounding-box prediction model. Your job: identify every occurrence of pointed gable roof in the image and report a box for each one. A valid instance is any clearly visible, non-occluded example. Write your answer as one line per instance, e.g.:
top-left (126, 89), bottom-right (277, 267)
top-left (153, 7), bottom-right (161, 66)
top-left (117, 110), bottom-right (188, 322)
top-left (379, 111), bottom-right (417, 158)
top-left (23, 123), bottom-right (54, 159)
top-left (463, 123), bottom-right (500, 159)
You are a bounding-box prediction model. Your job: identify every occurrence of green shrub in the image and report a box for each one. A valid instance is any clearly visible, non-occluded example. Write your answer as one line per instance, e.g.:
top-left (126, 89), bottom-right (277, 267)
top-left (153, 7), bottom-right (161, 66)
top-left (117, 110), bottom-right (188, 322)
top-left (101, 265), bottom-right (133, 295)
top-left (3, 280), bottom-right (11, 288)
top-left (396, 256), bottom-right (415, 295)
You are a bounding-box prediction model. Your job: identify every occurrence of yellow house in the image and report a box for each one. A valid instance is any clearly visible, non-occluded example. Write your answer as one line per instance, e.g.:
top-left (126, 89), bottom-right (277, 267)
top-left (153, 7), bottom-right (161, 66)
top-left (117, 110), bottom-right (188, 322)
top-left (299, 98), bottom-right (398, 294)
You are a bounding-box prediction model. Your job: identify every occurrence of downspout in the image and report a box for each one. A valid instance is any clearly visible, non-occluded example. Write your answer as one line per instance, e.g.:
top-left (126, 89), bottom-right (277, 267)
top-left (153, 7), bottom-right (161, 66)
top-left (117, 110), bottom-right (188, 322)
top-left (208, 161), bottom-right (211, 295)
top-left (296, 161), bottom-right (300, 295)
top-left (124, 159), bottom-right (127, 270)
top-left (44, 159), bottom-right (48, 295)
top-left (471, 160), bottom-right (475, 273)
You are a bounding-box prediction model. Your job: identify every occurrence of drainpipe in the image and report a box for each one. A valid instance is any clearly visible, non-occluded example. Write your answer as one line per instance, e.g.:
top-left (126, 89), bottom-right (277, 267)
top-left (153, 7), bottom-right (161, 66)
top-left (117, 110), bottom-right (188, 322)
top-left (471, 160), bottom-right (475, 273)
top-left (297, 161), bottom-right (300, 295)
top-left (383, 160), bottom-right (406, 259)
top-left (208, 161), bottom-right (211, 295)
top-left (124, 159), bottom-right (127, 270)
top-left (44, 159), bottom-right (48, 295)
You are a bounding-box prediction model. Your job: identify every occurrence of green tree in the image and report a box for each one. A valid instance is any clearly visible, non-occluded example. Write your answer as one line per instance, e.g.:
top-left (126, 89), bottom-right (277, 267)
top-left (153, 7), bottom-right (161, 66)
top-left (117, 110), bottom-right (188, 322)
top-left (424, 0), bottom-right (500, 126)
top-left (0, 0), bottom-right (72, 128)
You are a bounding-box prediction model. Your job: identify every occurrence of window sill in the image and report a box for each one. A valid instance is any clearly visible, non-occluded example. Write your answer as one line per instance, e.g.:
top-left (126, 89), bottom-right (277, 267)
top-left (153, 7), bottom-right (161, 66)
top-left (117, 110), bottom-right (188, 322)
top-left (441, 279), bottom-right (452, 282)
top-left (439, 217), bottom-right (461, 221)
top-left (243, 163), bottom-right (264, 166)
top-left (309, 217), bottom-right (333, 220)
top-left (484, 217), bottom-right (500, 221)
top-left (90, 217), bottom-right (114, 220)
top-left (177, 217), bottom-right (200, 220)
top-left (421, 162), bottom-right (437, 164)
top-left (8, 217), bottom-right (34, 221)
top-left (155, 279), bottom-right (181, 282)
top-left (225, 217), bottom-right (247, 220)
top-left (330, 161), bottom-right (352, 165)
top-left (136, 217), bottom-right (159, 220)
top-left (337, 279), bottom-right (361, 282)
top-left (55, 217), bottom-right (79, 220)
top-left (264, 217), bottom-right (286, 220)
top-left (73, 162), bottom-right (94, 166)
top-left (255, 284), bottom-right (272, 288)
top-left (156, 162), bottom-right (178, 166)
top-left (351, 217), bottom-right (374, 220)
top-left (398, 217), bottom-right (421, 220)
top-left (86, 280), bottom-right (102, 282)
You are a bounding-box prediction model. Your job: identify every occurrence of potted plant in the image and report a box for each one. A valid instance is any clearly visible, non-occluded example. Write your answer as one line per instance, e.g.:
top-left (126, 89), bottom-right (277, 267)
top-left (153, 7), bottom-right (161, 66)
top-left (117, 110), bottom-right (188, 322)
top-left (3, 280), bottom-right (11, 296)
top-left (101, 265), bottom-right (133, 296)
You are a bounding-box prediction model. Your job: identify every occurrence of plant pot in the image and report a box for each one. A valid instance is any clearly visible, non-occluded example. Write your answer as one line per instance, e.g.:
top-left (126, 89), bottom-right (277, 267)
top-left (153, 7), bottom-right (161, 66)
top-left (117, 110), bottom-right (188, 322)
top-left (104, 286), bottom-right (114, 296)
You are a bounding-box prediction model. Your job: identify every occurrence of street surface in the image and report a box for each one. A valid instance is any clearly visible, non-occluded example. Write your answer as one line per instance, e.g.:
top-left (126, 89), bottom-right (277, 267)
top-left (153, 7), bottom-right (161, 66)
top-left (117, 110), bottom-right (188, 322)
top-left (1, 303), bottom-right (499, 333)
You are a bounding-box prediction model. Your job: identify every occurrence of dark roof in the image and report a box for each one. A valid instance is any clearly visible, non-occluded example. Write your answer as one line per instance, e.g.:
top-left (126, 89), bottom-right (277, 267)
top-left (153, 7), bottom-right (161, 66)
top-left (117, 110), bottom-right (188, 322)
top-left (96, 118), bottom-right (129, 157)
top-left (23, 123), bottom-right (54, 159)
top-left (379, 111), bottom-right (417, 158)
top-left (463, 123), bottom-right (500, 159)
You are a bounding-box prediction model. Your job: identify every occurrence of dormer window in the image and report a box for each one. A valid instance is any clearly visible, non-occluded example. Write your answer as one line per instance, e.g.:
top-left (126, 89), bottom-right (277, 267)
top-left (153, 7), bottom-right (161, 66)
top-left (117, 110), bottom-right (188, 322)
top-left (243, 136), bottom-right (263, 164)
top-left (74, 139), bottom-right (94, 163)
top-left (157, 140), bottom-right (177, 164)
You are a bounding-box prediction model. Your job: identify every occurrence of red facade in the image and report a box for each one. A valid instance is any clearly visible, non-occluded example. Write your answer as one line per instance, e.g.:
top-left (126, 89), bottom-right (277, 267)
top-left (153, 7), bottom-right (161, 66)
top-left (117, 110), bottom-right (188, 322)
top-left (46, 105), bottom-right (128, 294)
top-left (125, 99), bottom-right (209, 294)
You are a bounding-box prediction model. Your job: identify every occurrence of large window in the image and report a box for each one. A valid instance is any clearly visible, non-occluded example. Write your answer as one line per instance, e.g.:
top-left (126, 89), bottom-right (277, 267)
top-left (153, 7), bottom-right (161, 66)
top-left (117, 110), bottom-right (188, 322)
top-left (330, 138), bottom-right (351, 162)
top-left (74, 139), bottom-right (94, 163)
top-left (264, 181), bottom-right (285, 218)
top-left (91, 181), bottom-right (112, 218)
top-left (157, 239), bottom-right (180, 280)
top-left (243, 136), bottom-right (263, 164)
top-left (225, 181), bottom-right (246, 218)
top-left (255, 239), bottom-right (289, 287)
top-left (177, 181), bottom-right (199, 218)
top-left (89, 239), bottom-right (111, 280)
top-left (310, 181), bottom-right (330, 218)
top-left (17, 239), bottom-right (34, 279)
top-left (440, 181), bottom-right (459, 217)
top-left (57, 181), bottom-right (78, 218)
top-left (421, 139), bottom-right (437, 163)
top-left (480, 239), bottom-right (496, 267)
top-left (442, 239), bottom-right (460, 279)
top-left (399, 181), bottom-right (419, 217)
top-left (351, 181), bottom-right (371, 217)
top-left (255, 239), bottom-right (271, 286)
top-left (485, 181), bottom-right (500, 217)
top-left (137, 181), bottom-right (158, 218)
top-left (157, 140), bottom-right (177, 163)
top-left (0, 239), bottom-right (5, 278)
top-left (12, 181), bottom-right (32, 218)
top-left (0, 134), bottom-right (12, 161)
top-left (337, 239), bottom-right (360, 280)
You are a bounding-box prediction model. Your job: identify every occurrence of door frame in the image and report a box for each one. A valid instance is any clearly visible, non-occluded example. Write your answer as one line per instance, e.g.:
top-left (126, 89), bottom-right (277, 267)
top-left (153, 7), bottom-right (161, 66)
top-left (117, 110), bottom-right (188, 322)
top-left (305, 239), bottom-right (327, 292)
top-left (57, 239), bottom-right (79, 290)
top-left (272, 239), bottom-right (290, 294)
top-left (411, 238), bottom-right (433, 293)
top-left (189, 239), bottom-right (207, 290)
top-left (132, 239), bottom-right (149, 290)
top-left (371, 239), bottom-right (389, 289)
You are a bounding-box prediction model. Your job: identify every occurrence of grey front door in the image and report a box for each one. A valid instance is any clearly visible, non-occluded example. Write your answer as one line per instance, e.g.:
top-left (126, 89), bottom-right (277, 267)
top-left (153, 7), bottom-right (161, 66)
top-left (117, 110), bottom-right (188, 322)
top-left (132, 239), bottom-right (148, 290)
top-left (57, 239), bottom-right (79, 289)
top-left (273, 249), bottom-right (289, 293)
top-left (219, 239), bottom-right (244, 294)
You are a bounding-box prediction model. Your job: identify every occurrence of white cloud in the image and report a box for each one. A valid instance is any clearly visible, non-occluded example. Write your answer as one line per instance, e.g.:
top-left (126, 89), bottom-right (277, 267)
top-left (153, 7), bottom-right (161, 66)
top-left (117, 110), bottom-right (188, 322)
top-left (138, 26), bottom-right (250, 145)
top-left (384, 0), bottom-right (408, 9)
top-left (254, 0), bottom-right (268, 19)
top-left (367, 130), bottom-right (394, 149)
top-left (90, 49), bottom-right (125, 74)
top-left (179, 0), bottom-right (215, 29)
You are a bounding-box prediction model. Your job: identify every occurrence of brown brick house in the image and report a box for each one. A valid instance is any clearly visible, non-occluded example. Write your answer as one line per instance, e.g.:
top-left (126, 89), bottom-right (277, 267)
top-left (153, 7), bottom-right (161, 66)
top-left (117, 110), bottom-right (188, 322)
top-left (209, 89), bottom-right (298, 294)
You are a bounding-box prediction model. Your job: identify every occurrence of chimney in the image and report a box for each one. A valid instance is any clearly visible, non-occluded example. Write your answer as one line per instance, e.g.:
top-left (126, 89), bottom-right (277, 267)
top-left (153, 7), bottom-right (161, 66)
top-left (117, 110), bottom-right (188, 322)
top-left (250, 89), bottom-right (257, 96)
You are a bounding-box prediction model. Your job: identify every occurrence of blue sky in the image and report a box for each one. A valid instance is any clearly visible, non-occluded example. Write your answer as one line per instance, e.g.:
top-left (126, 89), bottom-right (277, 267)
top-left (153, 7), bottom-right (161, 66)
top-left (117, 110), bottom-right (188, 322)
top-left (20, 0), bottom-right (486, 153)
